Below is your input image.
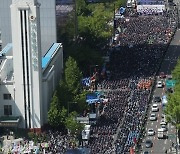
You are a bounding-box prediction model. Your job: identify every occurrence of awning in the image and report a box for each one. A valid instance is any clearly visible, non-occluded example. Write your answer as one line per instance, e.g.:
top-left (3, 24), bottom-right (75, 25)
top-left (0, 116), bottom-right (21, 127)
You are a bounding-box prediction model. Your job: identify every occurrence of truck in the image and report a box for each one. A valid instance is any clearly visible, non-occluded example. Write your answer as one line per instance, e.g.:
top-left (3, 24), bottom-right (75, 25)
top-left (158, 128), bottom-right (165, 139)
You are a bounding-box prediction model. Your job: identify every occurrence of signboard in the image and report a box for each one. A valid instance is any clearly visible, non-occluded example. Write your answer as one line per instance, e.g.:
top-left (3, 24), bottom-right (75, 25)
top-left (30, 18), bottom-right (38, 71)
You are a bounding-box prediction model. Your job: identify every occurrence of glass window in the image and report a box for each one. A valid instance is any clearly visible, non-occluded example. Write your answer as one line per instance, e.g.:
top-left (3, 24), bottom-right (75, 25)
top-left (4, 105), bottom-right (12, 116)
top-left (3, 94), bottom-right (11, 100)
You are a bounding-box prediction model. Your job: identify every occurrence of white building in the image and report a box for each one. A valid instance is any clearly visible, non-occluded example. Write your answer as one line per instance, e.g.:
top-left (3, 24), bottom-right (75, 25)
top-left (0, 0), bottom-right (63, 129)
top-left (0, 0), bottom-right (56, 55)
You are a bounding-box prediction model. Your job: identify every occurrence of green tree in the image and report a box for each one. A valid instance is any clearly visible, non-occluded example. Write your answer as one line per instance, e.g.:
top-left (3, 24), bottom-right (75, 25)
top-left (165, 84), bottom-right (180, 130)
top-left (172, 59), bottom-right (180, 81)
top-left (68, 44), bottom-right (103, 76)
top-left (48, 92), bottom-right (67, 127)
top-left (77, 0), bottom-right (90, 16)
top-left (115, 0), bottom-right (127, 8)
top-left (65, 112), bottom-right (84, 136)
top-left (65, 56), bottom-right (83, 96)
top-left (57, 80), bottom-right (73, 108)
top-left (74, 91), bottom-right (89, 113)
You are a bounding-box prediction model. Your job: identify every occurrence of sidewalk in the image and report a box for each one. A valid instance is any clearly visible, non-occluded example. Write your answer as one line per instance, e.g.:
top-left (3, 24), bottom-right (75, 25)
top-left (167, 146), bottom-right (180, 154)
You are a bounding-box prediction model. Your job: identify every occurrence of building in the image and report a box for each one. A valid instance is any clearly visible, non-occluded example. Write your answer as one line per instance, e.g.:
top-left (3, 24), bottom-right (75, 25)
top-left (0, 0), bottom-right (63, 129)
top-left (0, 0), bottom-right (56, 55)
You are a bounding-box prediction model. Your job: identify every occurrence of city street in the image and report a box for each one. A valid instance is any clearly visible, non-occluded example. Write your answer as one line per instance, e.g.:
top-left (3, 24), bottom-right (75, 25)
top-left (140, 27), bottom-right (180, 154)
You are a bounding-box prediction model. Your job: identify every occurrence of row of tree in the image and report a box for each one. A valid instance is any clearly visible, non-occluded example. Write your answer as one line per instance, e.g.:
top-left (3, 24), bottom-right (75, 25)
top-left (48, 57), bottom-right (86, 135)
top-left (165, 59), bottom-right (180, 141)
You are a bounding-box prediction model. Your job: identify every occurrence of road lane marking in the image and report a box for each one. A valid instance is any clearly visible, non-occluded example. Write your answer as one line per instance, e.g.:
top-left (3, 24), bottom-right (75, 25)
top-left (164, 139), bottom-right (167, 144)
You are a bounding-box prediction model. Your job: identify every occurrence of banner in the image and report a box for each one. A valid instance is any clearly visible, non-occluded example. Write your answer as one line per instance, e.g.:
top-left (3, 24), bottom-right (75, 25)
top-left (137, 5), bottom-right (165, 14)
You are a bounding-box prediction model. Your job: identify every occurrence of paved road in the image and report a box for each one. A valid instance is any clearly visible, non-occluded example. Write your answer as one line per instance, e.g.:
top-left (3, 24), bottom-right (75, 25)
top-left (160, 29), bottom-right (180, 75)
top-left (140, 20), bottom-right (180, 154)
top-left (140, 78), bottom-right (177, 154)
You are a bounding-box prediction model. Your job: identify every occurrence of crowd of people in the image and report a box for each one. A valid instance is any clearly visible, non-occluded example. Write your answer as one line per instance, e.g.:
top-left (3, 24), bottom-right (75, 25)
top-left (114, 8), bottom-right (177, 47)
top-left (34, 7), bottom-right (178, 154)
top-left (1, 5), bottom-right (178, 154)
top-left (87, 7), bottom-right (178, 154)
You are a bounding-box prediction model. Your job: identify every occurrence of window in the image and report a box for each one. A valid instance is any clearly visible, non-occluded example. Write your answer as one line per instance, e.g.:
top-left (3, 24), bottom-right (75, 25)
top-left (4, 105), bottom-right (12, 116)
top-left (3, 94), bottom-right (11, 100)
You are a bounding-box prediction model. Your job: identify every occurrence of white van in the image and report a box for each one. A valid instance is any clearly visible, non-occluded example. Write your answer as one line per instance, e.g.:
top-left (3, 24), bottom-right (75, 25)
top-left (158, 128), bottom-right (165, 139)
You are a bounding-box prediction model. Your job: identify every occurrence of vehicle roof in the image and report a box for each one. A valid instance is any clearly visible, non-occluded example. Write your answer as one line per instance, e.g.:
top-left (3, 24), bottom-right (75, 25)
top-left (146, 139), bottom-right (152, 142)
top-left (158, 128), bottom-right (164, 131)
top-left (150, 113), bottom-right (156, 116)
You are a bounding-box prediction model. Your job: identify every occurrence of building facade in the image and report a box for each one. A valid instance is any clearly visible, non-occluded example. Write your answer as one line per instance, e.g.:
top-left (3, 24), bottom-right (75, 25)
top-left (0, 0), bottom-right (56, 55)
top-left (0, 0), bottom-right (63, 129)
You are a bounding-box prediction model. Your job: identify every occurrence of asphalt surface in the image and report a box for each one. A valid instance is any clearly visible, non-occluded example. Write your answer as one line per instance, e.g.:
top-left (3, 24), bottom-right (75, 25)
top-left (140, 78), bottom-right (177, 154)
top-left (160, 29), bottom-right (180, 75)
top-left (140, 23), bottom-right (180, 154)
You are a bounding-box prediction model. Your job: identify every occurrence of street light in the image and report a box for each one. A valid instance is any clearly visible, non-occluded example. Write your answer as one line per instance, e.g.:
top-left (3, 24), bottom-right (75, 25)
top-left (68, 102), bottom-right (77, 116)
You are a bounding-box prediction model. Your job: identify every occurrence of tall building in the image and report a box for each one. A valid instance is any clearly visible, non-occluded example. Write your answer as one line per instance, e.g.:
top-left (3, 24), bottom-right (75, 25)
top-left (10, 0), bottom-right (43, 129)
top-left (0, 0), bottom-right (56, 55)
top-left (0, 0), bottom-right (63, 129)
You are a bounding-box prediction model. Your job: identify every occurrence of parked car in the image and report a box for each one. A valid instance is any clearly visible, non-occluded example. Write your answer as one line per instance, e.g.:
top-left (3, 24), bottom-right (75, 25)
top-left (152, 104), bottom-right (159, 112)
top-left (143, 151), bottom-right (149, 154)
top-left (147, 128), bottom-right (155, 136)
top-left (150, 113), bottom-right (157, 121)
top-left (145, 139), bottom-right (153, 148)
top-left (154, 96), bottom-right (161, 103)
top-left (157, 81), bottom-right (163, 88)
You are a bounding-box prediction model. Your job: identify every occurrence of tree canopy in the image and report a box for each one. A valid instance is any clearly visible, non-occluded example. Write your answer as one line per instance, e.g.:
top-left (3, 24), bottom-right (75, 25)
top-left (172, 59), bottom-right (180, 81)
top-left (65, 56), bottom-right (83, 96)
top-left (165, 58), bottom-right (180, 131)
top-left (48, 92), bottom-right (67, 127)
top-left (65, 112), bottom-right (84, 136)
